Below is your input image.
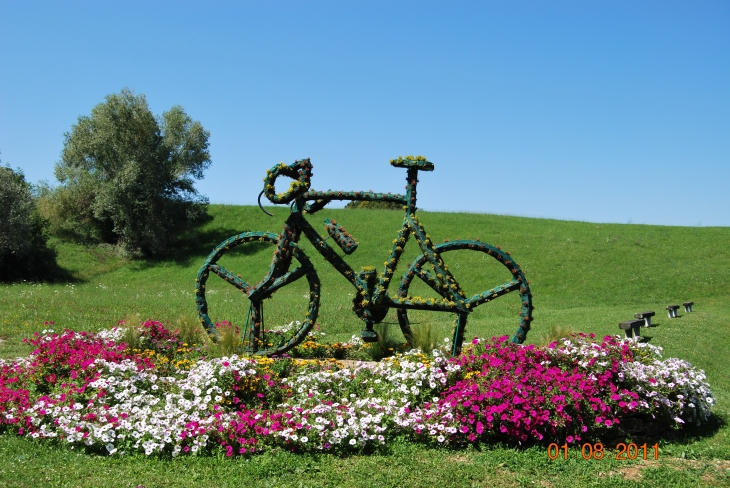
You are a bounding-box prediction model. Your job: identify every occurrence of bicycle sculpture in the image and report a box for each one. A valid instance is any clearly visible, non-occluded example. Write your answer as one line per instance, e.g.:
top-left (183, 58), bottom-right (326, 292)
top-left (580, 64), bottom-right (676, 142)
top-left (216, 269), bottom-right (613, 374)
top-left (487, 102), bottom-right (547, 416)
top-left (195, 156), bottom-right (533, 357)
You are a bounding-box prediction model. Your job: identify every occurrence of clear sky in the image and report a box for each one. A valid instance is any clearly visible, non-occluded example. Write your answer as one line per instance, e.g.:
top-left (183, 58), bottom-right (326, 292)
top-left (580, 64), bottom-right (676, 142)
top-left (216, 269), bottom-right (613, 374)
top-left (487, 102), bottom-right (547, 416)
top-left (1, 1), bottom-right (728, 227)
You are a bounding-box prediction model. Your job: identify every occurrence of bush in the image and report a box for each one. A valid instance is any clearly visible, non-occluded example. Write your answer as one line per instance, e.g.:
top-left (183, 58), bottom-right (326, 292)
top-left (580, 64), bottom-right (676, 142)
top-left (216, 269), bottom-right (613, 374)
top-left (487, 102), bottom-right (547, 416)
top-left (0, 165), bottom-right (60, 282)
top-left (344, 200), bottom-right (404, 210)
top-left (36, 173), bottom-right (112, 244)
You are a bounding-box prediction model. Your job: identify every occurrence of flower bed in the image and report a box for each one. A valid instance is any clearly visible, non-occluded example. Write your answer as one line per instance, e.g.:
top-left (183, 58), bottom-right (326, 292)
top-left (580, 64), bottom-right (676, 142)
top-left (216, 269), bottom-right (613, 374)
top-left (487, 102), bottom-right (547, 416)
top-left (0, 322), bottom-right (714, 457)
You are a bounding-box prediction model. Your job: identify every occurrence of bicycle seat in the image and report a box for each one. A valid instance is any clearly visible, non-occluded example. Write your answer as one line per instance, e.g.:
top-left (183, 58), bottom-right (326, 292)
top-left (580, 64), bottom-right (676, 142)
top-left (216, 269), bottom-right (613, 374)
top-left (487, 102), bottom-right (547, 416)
top-left (390, 156), bottom-right (434, 171)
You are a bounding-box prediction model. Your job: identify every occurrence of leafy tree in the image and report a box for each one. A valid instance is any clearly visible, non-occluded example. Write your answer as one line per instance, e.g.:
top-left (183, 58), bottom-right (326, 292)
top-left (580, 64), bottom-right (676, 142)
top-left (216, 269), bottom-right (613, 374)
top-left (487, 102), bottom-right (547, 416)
top-left (0, 163), bottom-right (59, 282)
top-left (48, 88), bottom-right (211, 257)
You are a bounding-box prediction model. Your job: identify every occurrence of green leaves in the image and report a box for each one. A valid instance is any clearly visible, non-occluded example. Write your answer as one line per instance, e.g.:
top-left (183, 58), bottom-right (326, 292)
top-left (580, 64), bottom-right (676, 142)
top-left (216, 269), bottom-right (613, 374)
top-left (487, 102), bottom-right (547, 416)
top-left (49, 88), bottom-right (212, 257)
top-left (0, 166), bottom-right (39, 258)
top-left (161, 105), bottom-right (211, 182)
top-left (0, 165), bottom-right (60, 281)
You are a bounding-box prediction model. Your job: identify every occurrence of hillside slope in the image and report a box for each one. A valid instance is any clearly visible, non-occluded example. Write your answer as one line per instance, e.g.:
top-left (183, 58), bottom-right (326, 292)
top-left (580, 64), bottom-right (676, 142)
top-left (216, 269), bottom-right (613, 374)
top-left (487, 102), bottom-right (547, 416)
top-left (2, 205), bottom-right (728, 358)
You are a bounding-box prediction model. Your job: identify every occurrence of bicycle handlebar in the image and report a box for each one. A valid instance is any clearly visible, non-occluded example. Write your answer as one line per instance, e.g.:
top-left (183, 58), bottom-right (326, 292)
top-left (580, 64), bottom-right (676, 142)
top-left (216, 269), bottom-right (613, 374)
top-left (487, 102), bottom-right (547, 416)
top-left (262, 159), bottom-right (313, 204)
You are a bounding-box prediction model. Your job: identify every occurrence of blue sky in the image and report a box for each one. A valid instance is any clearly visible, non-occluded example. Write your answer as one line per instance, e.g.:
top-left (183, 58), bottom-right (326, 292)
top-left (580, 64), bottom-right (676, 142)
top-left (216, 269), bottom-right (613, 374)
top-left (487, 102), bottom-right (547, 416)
top-left (1, 1), bottom-right (728, 226)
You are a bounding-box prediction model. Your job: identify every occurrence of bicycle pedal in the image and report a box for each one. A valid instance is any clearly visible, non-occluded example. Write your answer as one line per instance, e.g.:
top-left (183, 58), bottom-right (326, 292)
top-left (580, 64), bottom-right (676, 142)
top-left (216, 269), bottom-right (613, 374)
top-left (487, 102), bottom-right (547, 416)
top-left (360, 329), bottom-right (379, 342)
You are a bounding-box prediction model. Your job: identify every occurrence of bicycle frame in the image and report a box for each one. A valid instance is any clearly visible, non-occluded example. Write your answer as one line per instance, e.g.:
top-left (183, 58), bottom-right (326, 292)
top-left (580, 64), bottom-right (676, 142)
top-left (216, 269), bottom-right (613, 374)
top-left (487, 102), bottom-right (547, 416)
top-left (255, 166), bottom-right (474, 320)
top-left (197, 157), bottom-right (532, 357)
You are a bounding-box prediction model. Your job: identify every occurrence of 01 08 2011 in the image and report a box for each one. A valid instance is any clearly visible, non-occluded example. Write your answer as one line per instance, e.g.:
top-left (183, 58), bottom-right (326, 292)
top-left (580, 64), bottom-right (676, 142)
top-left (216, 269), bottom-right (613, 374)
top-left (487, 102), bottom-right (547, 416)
top-left (547, 443), bottom-right (659, 460)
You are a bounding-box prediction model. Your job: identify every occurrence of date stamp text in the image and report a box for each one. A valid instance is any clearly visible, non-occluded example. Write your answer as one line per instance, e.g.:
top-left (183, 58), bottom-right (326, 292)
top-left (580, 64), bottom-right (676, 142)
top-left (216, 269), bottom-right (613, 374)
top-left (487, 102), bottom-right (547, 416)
top-left (547, 443), bottom-right (659, 460)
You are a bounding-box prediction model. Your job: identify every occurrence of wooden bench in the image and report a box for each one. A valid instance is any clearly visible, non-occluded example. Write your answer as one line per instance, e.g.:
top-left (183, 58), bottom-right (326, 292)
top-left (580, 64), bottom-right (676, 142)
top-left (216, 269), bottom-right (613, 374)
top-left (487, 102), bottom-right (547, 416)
top-left (619, 319), bottom-right (644, 341)
top-left (633, 311), bottom-right (655, 327)
top-left (683, 301), bottom-right (694, 313)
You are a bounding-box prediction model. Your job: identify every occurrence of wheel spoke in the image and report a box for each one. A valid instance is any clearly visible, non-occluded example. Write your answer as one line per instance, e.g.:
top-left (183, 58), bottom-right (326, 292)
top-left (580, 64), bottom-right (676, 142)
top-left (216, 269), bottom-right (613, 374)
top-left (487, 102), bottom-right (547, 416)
top-left (208, 264), bottom-right (253, 294)
top-left (414, 267), bottom-right (441, 293)
top-left (411, 264), bottom-right (461, 300)
top-left (266, 266), bottom-right (309, 295)
top-left (466, 279), bottom-right (521, 307)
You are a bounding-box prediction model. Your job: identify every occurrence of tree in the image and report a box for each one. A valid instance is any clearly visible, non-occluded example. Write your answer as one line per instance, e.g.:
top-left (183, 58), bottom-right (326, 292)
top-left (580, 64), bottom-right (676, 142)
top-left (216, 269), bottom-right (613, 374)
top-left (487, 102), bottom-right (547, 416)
top-left (49, 88), bottom-right (211, 257)
top-left (0, 163), bottom-right (59, 282)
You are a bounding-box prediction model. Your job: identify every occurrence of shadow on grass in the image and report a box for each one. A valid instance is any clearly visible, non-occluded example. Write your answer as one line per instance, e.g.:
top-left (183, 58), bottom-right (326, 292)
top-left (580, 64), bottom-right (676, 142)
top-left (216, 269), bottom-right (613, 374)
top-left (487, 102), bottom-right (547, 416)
top-left (664, 411), bottom-right (728, 446)
top-left (135, 226), bottom-right (276, 270)
top-left (599, 410), bottom-right (728, 451)
top-left (0, 247), bottom-right (79, 284)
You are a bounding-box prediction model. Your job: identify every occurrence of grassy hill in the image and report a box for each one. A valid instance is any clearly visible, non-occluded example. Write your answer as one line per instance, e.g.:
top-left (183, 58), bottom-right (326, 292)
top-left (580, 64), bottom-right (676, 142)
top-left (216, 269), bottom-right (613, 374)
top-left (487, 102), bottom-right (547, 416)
top-left (2, 205), bottom-right (727, 355)
top-left (1, 205), bottom-right (729, 486)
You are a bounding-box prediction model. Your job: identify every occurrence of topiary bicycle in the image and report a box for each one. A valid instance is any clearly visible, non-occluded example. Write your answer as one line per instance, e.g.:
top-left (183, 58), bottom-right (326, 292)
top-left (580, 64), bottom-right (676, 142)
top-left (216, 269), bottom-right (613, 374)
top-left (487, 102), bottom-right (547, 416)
top-left (195, 157), bottom-right (533, 356)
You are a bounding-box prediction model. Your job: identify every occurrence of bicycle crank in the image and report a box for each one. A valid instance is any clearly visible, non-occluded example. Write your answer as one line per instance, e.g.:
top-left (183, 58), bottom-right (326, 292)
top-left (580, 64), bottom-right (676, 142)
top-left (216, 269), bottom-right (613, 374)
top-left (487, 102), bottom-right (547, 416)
top-left (353, 267), bottom-right (388, 342)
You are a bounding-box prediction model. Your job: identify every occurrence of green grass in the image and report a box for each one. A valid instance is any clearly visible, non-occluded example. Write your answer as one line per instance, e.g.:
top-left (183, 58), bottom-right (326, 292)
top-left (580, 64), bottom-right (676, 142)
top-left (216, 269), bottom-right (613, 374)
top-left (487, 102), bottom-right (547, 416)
top-left (1, 204), bottom-right (729, 487)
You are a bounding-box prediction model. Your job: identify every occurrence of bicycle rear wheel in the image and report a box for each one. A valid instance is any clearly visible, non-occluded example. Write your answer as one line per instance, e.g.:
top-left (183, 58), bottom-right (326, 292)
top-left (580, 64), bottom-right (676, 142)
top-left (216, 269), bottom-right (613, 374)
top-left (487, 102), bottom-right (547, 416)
top-left (195, 232), bottom-right (321, 356)
top-left (396, 240), bottom-right (532, 356)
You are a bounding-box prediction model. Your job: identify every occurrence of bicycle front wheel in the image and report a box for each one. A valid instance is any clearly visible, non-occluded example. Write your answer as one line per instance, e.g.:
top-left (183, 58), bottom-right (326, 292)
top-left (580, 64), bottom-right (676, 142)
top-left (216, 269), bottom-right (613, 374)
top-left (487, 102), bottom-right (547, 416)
top-left (396, 240), bottom-right (533, 356)
top-left (195, 232), bottom-right (321, 356)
